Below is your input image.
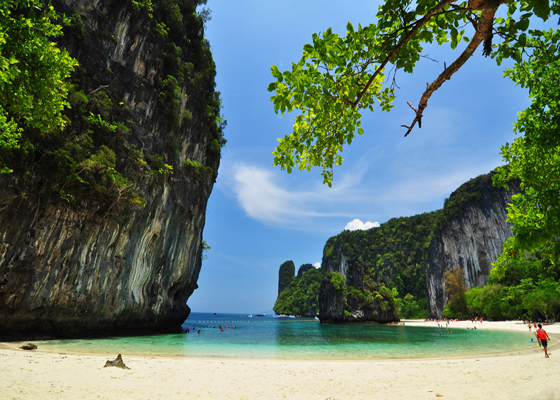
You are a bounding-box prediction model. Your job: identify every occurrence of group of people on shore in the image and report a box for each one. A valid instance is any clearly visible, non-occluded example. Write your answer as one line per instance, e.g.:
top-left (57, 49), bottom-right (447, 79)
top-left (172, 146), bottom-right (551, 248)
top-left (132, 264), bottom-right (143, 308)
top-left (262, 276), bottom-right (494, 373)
top-left (430, 318), bottom-right (552, 358)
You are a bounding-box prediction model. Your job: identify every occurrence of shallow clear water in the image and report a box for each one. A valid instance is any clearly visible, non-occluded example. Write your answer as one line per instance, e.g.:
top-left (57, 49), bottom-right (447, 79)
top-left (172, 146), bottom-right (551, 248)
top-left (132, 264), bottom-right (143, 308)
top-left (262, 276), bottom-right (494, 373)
top-left (34, 312), bottom-right (536, 360)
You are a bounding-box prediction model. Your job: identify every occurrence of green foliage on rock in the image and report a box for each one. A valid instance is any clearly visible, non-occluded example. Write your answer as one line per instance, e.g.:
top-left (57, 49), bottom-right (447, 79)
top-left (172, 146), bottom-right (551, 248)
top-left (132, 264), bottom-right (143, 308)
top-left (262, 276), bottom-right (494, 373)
top-left (274, 265), bottom-right (326, 316)
top-left (330, 271), bottom-right (345, 291)
top-left (183, 158), bottom-right (213, 177)
top-left (323, 211), bottom-right (439, 317)
top-left (0, 0), bottom-right (225, 217)
top-left (277, 260), bottom-right (296, 296)
top-left (0, 0), bottom-right (77, 174)
top-left (345, 269), bottom-right (400, 321)
top-left (297, 263), bottom-right (314, 278)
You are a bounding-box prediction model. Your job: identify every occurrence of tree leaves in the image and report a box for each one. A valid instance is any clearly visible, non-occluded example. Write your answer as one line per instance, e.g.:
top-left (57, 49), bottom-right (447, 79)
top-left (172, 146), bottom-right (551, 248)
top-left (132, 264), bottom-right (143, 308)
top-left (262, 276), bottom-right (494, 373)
top-left (532, 0), bottom-right (551, 20)
top-left (271, 64), bottom-right (283, 82)
top-left (269, 0), bottom-right (558, 185)
top-left (0, 0), bottom-right (77, 173)
top-left (268, 21), bottom-right (401, 186)
top-left (494, 28), bottom-right (560, 268)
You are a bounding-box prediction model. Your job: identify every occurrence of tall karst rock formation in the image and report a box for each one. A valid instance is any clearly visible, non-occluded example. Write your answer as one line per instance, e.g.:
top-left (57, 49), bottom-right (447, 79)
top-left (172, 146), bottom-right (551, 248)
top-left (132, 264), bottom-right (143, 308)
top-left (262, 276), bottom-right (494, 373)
top-left (425, 174), bottom-right (519, 317)
top-left (0, 0), bottom-right (224, 339)
top-left (319, 172), bottom-right (519, 320)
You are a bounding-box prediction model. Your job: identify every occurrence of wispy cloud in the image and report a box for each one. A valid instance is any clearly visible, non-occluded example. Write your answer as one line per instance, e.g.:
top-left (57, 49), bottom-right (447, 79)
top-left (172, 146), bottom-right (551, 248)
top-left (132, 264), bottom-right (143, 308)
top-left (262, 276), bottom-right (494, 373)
top-left (227, 163), bottom-right (354, 227)
top-left (220, 152), bottom-right (503, 231)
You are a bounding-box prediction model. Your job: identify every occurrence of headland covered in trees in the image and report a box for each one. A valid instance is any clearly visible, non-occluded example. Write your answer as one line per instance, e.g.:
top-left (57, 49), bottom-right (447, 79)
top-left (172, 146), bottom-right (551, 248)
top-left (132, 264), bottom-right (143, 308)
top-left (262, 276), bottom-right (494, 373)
top-left (267, 0), bottom-right (560, 327)
top-left (275, 169), bottom-right (560, 323)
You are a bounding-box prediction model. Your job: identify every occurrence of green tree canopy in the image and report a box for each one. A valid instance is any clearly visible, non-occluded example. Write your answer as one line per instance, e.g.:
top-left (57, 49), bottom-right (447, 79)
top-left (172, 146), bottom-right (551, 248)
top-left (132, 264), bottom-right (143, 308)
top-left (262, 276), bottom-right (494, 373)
top-left (493, 28), bottom-right (560, 270)
top-left (0, 0), bottom-right (77, 173)
top-left (464, 255), bottom-right (560, 321)
top-left (297, 263), bottom-right (315, 278)
top-left (443, 268), bottom-right (467, 317)
top-left (274, 267), bottom-right (326, 316)
top-left (268, 0), bottom-right (557, 186)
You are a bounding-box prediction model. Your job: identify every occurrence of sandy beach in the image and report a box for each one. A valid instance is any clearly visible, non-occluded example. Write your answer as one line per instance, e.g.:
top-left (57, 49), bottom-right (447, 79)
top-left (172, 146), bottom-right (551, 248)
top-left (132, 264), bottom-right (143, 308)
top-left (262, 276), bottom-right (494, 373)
top-left (2, 320), bottom-right (559, 400)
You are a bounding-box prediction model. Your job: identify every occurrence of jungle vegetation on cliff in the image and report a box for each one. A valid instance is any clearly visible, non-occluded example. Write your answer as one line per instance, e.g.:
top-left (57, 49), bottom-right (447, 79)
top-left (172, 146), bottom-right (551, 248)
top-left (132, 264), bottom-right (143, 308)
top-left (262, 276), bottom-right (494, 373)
top-left (269, 0), bottom-right (560, 321)
top-left (0, 0), bottom-right (225, 216)
top-left (0, 0), bottom-right (77, 174)
top-left (274, 263), bottom-right (326, 317)
top-left (273, 171), bottom-right (554, 321)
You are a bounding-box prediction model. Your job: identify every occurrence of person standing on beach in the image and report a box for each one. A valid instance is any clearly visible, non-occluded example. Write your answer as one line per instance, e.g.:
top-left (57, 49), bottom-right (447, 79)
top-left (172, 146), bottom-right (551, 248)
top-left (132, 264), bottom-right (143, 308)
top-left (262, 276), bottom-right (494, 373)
top-left (536, 324), bottom-right (550, 358)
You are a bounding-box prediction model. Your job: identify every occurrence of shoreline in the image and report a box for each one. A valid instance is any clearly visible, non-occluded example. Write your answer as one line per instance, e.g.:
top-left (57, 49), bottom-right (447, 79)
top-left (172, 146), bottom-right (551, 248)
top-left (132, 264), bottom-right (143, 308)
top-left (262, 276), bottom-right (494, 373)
top-left (2, 320), bottom-right (559, 399)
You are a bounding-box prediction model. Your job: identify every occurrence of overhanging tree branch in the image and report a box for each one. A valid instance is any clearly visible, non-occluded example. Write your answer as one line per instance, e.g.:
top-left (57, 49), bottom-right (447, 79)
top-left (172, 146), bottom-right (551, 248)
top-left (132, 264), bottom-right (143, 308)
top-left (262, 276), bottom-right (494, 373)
top-left (268, 0), bottom-right (548, 186)
top-left (352, 0), bottom-right (456, 108)
top-left (403, 0), bottom-right (505, 136)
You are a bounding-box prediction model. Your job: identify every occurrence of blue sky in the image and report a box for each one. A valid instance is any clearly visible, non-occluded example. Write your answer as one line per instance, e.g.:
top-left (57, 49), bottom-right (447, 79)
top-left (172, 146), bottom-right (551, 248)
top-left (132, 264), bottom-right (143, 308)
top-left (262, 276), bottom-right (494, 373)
top-left (187, 1), bottom-right (531, 314)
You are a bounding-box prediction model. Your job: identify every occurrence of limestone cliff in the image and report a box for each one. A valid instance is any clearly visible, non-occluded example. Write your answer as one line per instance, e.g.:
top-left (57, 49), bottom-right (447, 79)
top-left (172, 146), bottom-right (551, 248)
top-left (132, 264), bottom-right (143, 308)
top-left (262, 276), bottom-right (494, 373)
top-left (320, 212), bottom-right (436, 322)
top-left (425, 175), bottom-right (519, 317)
top-left (318, 258), bottom-right (399, 323)
top-left (0, 0), bottom-right (223, 339)
top-left (318, 171), bottom-right (519, 321)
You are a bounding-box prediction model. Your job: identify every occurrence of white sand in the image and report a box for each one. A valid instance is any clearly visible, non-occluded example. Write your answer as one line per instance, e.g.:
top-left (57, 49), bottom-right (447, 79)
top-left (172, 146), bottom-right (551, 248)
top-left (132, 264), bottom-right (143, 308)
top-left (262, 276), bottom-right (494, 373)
top-left (2, 320), bottom-right (559, 400)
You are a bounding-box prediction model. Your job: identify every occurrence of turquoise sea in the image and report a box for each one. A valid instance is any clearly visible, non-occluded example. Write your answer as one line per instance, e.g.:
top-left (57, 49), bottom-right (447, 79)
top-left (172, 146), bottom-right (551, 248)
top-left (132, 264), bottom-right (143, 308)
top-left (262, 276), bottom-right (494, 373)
top-left (34, 312), bottom-right (537, 360)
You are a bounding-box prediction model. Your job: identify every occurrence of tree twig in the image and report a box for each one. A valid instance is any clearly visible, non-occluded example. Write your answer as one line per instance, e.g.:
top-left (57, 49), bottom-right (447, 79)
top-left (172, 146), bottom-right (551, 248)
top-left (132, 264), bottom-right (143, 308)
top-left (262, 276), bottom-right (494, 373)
top-left (89, 85), bottom-right (109, 95)
top-left (403, 2), bottom-right (501, 136)
top-left (352, 0), bottom-right (457, 108)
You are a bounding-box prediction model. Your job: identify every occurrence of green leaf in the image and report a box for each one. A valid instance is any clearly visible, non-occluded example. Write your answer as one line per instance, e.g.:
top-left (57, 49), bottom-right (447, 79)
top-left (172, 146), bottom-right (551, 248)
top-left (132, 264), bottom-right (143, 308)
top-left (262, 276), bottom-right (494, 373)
top-left (518, 33), bottom-right (527, 47)
top-left (512, 49), bottom-right (522, 63)
top-left (517, 17), bottom-right (530, 31)
top-left (271, 64), bottom-right (283, 82)
top-left (532, 0), bottom-right (550, 20)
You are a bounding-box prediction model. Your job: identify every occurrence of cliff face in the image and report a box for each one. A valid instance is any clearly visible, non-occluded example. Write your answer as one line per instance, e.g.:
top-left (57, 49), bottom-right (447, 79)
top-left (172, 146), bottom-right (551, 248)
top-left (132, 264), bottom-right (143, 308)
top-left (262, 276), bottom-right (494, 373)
top-left (317, 171), bottom-right (519, 322)
top-left (425, 179), bottom-right (519, 317)
top-left (274, 264), bottom-right (325, 317)
top-left (318, 278), bottom-right (346, 322)
top-left (320, 212), bottom-right (436, 322)
top-left (0, 0), bottom-right (222, 339)
top-left (318, 258), bottom-right (399, 323)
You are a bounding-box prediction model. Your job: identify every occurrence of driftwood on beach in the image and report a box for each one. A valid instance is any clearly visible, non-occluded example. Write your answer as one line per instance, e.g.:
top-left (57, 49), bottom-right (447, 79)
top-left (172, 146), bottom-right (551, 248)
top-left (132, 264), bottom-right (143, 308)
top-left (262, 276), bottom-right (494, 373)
top-left (19, 343), bottom-right (37, 350)
top-left (103, 354), bottom-right (130, 369)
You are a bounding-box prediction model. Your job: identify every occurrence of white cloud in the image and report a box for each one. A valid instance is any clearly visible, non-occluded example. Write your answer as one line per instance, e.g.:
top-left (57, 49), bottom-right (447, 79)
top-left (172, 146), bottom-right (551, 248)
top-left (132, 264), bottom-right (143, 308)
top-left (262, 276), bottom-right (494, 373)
top-left (344, 219), bottom-right (380, 231)
top-left (221, 154), bottom-right (504, 231)
top-left (313, 262), bottom-right (321, 268)
top-left (227, 163), bottom-right (354, 227)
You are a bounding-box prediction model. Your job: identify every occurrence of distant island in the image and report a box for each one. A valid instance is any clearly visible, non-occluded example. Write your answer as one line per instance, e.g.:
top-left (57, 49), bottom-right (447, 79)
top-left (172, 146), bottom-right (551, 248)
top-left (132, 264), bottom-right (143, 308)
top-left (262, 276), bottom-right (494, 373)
top-left (272, 169), bottom-right (557, 323)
